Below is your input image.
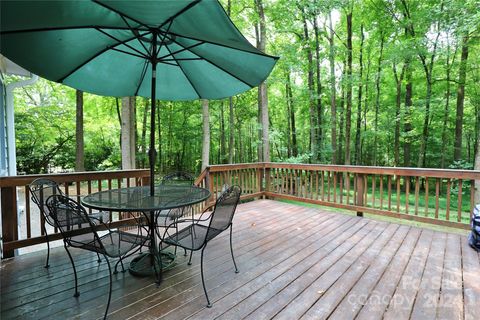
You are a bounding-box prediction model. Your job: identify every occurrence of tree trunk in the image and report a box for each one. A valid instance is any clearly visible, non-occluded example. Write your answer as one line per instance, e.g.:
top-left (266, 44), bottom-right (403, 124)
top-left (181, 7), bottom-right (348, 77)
top-left (121, 97), bottom-right (136, 169)
top-left (440, 39), bottom-right (454, 168)
top-left (338, 57), bottom-right (347, 165)
top-left (140, 98), bottom-right (148, 168)
top-left (313, 16), bottom-right (323, 162)
top-left (344, 11), bottom-right (353, 165)
top-left (255, 0), bottom-right (270, 163)
top-left (228, 97), bottom-right (235, 163)
top-left (220, 101), bottom-right (226, 163)
top-left (354, 24), bottom-right (364, 165)
top-left (475, 129), bottom-right (480, 204)
top-left (201, 99), bottom-right (210, 171)
top-left (374, 36), bottom-right (384, 166)
top-left (286, 70), bottom-right (298, 157)
top-left (328, 11), bottom-right (337, 164)
top-left (75, 90), bottom-right (84, 172)
top-left (301, 8), bottom-right (316, 163)
top-left (404, 60), bottom-right (413, 167)
top-left (393, 63), bottom-right (405, 167)
top-left (454, 34), bottom-right (469, 161)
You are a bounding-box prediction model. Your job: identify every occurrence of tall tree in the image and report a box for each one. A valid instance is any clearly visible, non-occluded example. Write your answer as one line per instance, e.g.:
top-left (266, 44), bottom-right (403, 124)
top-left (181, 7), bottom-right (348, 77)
top-left (286, 69), bottom-right (298, 157)
top-left (392, 62), bottom-right (406, 167)
top-left (327, 11), bottom-right (337, 164)
top-left (454, 34), bottom-right (470, 161)
top-left (373, 34), bottom-right (384, 166)
top-left (121, 97), bottom-right (136, 169)
top-left (344, 9), bottom-right (353, 165)
top-left (354, 24), bottom-right (364, 165)
top-left (75, 90), bottom-right (84, 171)
top-left (300, 6), bottom-right (316, 162)
top-left (254, 0), bottom-right (270, 162)
top-left (201, 99), bottom-right (210, 171)
top-left (313, 13), bottom-right (323, 161)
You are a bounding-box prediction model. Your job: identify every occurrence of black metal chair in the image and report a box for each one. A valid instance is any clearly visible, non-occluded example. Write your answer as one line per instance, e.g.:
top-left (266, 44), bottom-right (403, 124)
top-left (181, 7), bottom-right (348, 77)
top-left (162, 185), bottom-right (241, 307)
top-left (156, 171), bottom-right (195, 255)
top-left (46, 194), bottom-right (147, 320)
top-left (28, 178), bottom-right (110, 268)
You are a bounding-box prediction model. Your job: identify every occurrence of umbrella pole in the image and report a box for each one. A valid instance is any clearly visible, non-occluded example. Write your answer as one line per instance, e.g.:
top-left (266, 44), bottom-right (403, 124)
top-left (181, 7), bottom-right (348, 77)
top-left (149, 33), bottom-right (158, 197)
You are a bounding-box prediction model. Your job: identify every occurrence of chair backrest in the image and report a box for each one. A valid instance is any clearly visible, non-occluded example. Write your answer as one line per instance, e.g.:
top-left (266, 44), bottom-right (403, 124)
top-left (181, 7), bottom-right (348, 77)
top-left (28, 178), bottom-right (64, 227)
top-left (207, 185), bottom-right (241, 235)
top-left (161, 171), bottom-right (195, 185)
top-left (45, 195), bottom-right (98, 247)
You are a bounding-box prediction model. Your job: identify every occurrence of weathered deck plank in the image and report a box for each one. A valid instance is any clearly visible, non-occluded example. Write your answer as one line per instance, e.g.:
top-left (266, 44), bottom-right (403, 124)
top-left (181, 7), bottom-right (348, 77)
top-left (0, 199), bottom-right (477, 320)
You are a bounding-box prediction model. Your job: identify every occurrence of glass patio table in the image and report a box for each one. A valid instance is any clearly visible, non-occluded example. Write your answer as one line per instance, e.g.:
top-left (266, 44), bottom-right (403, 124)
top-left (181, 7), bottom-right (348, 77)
top-left (81, 184), bottom-right (211, 278)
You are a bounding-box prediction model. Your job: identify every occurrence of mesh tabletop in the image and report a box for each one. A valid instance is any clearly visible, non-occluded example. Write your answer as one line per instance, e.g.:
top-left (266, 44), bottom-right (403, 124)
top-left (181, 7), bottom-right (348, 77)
top-left (81, 185), bottom-right (210, 212)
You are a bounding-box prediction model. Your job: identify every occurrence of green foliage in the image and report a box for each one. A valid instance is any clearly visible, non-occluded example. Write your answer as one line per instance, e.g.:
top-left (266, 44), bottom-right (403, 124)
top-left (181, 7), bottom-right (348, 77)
top-left (11, 0), bottom-right (480, 174)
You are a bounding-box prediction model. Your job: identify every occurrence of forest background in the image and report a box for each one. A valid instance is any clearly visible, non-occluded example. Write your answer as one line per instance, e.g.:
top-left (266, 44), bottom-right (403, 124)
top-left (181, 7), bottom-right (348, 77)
top-left (8, 0), bottom-right (480, 176)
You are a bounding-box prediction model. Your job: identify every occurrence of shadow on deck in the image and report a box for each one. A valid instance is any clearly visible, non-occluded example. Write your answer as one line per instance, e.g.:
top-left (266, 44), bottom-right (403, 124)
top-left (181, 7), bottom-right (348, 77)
top-left (1, 200), bottom-right (479, 319)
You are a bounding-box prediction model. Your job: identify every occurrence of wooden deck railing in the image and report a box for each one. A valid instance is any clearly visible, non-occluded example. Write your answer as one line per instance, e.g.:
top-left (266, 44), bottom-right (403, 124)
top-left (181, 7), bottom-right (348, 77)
top-left (0, 170), bottom-right (150, 258)
top-left (1, 163), bottom-right (479, 258)
top-left (205, 162), bottom-right (480, 230)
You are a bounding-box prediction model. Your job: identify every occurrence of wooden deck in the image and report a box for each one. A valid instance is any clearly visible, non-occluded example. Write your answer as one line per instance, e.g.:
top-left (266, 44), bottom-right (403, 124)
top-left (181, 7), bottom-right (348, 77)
top-left (1, 199), bottom-right (479, 320)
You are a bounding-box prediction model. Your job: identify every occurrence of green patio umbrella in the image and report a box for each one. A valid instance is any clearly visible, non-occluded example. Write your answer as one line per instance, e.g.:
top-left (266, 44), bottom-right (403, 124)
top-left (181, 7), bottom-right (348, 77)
top-left (0, 0), bottom-right (278, 195)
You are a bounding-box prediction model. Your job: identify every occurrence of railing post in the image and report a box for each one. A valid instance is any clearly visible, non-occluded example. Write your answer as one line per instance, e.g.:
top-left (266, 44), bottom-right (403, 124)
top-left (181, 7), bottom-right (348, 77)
top-left (355, 173), bottom-right (365, 217)
top-left (1, 186), bottom-right (18, 258)
top-left (264, 164), bottom-right (271, 199)
top-left (257, 166), bottom-right (262, 198)
top-left (205, 167), bottom-right (214, 202)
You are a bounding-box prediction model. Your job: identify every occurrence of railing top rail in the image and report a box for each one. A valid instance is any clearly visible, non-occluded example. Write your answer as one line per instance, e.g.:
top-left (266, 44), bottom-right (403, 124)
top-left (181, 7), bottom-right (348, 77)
top-left (0, 169), bottom-right (150, 188)
top-left (206, 162), bottom-right (480, 179)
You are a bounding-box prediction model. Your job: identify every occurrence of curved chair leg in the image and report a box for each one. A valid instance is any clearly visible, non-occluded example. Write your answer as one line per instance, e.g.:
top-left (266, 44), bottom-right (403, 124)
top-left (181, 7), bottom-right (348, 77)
top-left (200, 245), bottom-right (212, 308)
top-left (103, 256), bottom-right (112, 320)
top-left (188, 250), bottom-right (193, 265)
top-left (43, 225), bottom-right (50, 268)
top-left (229, 225), bottom-right (239, 273)
top-left (64, 244), bottom-right (79, 297)
top-left (96, 252), bottom-right (102, 263)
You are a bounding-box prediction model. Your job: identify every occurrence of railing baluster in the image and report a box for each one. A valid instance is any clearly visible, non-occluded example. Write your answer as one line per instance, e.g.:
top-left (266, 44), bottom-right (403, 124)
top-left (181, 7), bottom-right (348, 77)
top-left (457, 179), bottom-right (463, 222)
top-left (333, 172), bottom-right (337, 203)
top-left (25, 186), bottom-right (31, 239)
top-left (435, 178), bottom-right (440, 219)
top-left (321, 171), bottom-right (325, 201)
top-left (446, 179), bottom-right (451, 221)
top-left (346, 173), bottom-right (350, 205)
top-left (379, 175), bottom-right (384, 209)
top-left (387, 176), bottom-right (392, 211)
top-left (405, 177), bottom-right (409, 214)
top-left (396, 176), bottom-right (401, 213)
top-left (414, 177), bottom-right (420, 215)
top-left (425, 178), bottom-right (429, 217)
top-left (339, 173), bottom-right (343, 204)
top-left (327, 171), bottom-right (331, 202)
top-left (371, 175), bottom-right (376, 208)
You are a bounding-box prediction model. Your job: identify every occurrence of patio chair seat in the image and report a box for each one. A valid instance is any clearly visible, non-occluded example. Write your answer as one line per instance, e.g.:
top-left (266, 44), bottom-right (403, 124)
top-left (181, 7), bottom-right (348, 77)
top-left (164, 224), bottom-right (223, 251)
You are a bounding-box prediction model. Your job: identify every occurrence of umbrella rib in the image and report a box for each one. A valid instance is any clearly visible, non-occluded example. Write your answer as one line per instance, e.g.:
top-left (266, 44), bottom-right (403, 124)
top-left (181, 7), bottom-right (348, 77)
top-left (96, 27), bottom-right (149, 59)
top-left (157, 41), bottom-right (204, 61)
top-left (157, 0), bottom-right (202, 30)
top-left (134, 60), bottom-right (150, 96)
top-left (167, 31), bottom-right (279, 60)
top-left (0, 25), bottom-right (148, 35)
top-left (57, 31), bottom-right (149, 82)
top-left (117, 14), bottom-right (151, 56)
top-left (111, 48), bottom-right (147, 60)
top-left (169, 37), bottom-right (255, 88)
top-left (164, 46), bottom-right (202, 99)
top-left (92, 0), bottom-right (149, 29)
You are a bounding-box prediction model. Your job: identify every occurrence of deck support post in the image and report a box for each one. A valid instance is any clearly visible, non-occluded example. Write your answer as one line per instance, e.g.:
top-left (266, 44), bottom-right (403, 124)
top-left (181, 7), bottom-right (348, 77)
top-left (1, 186), bottom-right (18, 258)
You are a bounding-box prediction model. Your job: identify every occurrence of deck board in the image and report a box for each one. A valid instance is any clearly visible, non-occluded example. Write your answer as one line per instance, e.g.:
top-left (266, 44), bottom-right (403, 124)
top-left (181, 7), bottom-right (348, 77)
top-left (1, 199), bottom-right (478, 320)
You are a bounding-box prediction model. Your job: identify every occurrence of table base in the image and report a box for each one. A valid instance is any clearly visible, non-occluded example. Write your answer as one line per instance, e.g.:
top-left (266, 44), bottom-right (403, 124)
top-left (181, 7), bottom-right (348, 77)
top-left (129, 251), bottom-right (176, 277)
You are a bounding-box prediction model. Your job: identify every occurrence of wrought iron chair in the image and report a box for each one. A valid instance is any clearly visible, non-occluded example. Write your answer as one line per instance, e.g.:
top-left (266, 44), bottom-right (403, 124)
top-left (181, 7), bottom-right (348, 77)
top-left (162, 185), bottom-right (241, 307)
top-left (28, 178), bottom-right (109, 268)
top-left (156, 171), bottom-right (195, 255)
top-left (46, 194), bottom-right (147, 320)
